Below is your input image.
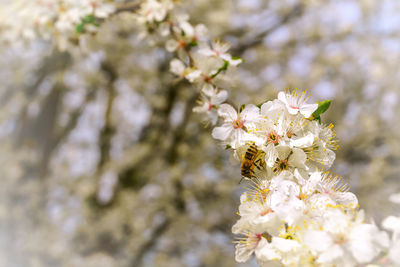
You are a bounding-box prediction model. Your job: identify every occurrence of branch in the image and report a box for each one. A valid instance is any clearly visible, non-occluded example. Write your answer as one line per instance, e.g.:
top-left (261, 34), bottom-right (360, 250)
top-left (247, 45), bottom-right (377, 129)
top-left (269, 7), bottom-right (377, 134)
top-left (97, 62), bottom-right (118, 170)
top-left (231, 4), bottom-right (304, 54)
top-left (129, 216), bottom-right (171, 267)
top-left (115, 1), bottom-right (141, 14)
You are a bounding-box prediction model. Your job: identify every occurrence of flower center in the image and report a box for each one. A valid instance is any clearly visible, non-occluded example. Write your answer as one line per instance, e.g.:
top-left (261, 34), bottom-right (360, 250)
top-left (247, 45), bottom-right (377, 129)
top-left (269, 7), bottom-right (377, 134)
top-left (203, 75), bottom-right (212, 83)
top-left (274, 159), bottom-right (289, 173)
top-left (297, 193), bottom-right (308, 200)
top-left (255, 233), bottom-right (262, 242)
top-left (178, 39), bottom-right (187, 49)
top-left (286, 130), bottom-right (293, 138)
top-left (232, 118), bottom-right (244, 129)
top-left (261, 208), bottom-right (273, 216)
top-left (334, 235), bottom-right (347, 245)
top-left (267, 131), bottom-right (279, 144)
top-left (208, 103), bottom-right (213, 111)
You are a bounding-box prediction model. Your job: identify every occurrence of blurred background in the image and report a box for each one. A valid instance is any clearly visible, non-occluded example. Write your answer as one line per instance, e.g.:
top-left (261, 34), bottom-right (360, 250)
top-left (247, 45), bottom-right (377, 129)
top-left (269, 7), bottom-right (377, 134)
top-left (1, 0), bottom-right (400, 266)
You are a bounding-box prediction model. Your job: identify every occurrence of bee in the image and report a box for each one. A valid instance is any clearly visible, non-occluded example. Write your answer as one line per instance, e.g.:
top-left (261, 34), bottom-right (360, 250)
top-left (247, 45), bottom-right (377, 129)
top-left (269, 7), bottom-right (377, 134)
top-left (240, 143), bottom-right (266, 182)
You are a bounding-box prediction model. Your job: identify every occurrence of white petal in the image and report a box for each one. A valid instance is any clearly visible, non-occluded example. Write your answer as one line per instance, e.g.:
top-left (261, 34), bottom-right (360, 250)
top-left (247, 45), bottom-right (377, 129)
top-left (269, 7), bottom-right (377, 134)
top-left (389, 193), bottom-right (400, 204)
top-left (166, 39), bottom-right (178, 52)
top-left (277, 91), bottom-right (289, 105)
top-left (276, 145), bottom-right (291, 160)
top-left (271, 237), bottom-right (300, 252)
top-left (193, 103), bottom-right (208, 113)
top-left (260, 101), bottom-right (275, 115)
top-left (382, 216), bottom-right (400, 234)
top-left (212, 90), bottom-right (228, 105)
top-left (304, 230), bottom-right (333, 252)
top-left (265, 144), bottom-right (278, 167)
top-left (255, 238), bottom-right (280, 261)
top-left (198, 47), bottom-right (215, 57)
top-left (288, 148), bottom-right (307, 169)
top-left (240, 104), bottom-right (259, 123)
top-left (349, 224), bottom-right (387, 263)
top-left (169, 59), bottom-right (185, 75)
top-left (334, 192), bottom-right (358, 208)
top-left (300, 103), bottom-right (318, 118)
top-left (211, 123), bottom-right (233, 141)
top-left (318, 244), bottom-right (343, 263)
top-left (217, 104), bottom-right (237, 121)
top-left (185, 70), bottom-right (202, 82)
top-left (389, 239), bottom-right (400, 264)
top-left (286, 106), bottom-right (300, 115)
top-left (290, 133), bottom-right (315, 148)
top-left (180, 21), bottom-right (194, 37)
top-left (195, 24), bottom-right (208, 37)
top-left (235, 245), bottom-right (254, 262)
top-left (201, 84), bottom-right (215, 97)
top-left (209, 110), bottom-right (219, 125)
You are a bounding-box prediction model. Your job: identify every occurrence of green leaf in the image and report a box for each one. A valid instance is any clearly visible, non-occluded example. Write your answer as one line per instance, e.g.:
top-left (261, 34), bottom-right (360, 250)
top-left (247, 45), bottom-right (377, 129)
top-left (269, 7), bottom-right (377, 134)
top-left (239, 104), bottom-right (246, 112)
top-left (231, 56), bottom-right (244, 63)
top-left (188, 40), bottom-right (198, 47)
top-left (225, 144), bottom-right (232, 150)
top-left (311, 100), bottom-right (331, 122)
top-left (76, 23), bottom-right (85, 33)
top-left (75, 15), bottom-right (99, 34)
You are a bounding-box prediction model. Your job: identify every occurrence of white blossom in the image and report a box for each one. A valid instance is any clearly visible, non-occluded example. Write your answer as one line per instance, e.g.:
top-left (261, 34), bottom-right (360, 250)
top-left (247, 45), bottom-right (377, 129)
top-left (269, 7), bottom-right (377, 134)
top-left (278, 91), bottom-right (318, 118)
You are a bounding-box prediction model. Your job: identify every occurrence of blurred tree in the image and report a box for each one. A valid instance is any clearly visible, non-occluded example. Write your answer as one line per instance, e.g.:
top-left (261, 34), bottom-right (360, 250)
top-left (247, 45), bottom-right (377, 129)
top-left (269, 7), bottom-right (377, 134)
top-left (0, 0), bottom-right (400, 266)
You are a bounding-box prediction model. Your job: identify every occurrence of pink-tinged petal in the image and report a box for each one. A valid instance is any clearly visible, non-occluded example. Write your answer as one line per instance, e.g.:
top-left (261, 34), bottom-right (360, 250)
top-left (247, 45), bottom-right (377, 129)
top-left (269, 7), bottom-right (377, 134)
top-left (241, 104), bottom-right (259, 123)
top-left (218, 103), bottom-right (237, 121)
top-left (287, 107), bottom-right (300, 115)
top-left (198, 47), bottom-right (215, 57)
top-left (300, 103), bottom-right (318, 118)
top-left (211, 123), bottom-right (233, 140)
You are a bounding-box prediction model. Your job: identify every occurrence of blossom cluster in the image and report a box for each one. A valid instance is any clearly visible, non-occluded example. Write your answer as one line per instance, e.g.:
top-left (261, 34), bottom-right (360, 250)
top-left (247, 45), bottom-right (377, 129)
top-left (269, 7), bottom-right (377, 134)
top-left (135, 0), bottom-right (242, 125)
top-left (209, 91), bottom-right (398, 266)
top-left (134, 3), bottom-right (400, 265)
top-left (0, 0), bottom-right (115, 50)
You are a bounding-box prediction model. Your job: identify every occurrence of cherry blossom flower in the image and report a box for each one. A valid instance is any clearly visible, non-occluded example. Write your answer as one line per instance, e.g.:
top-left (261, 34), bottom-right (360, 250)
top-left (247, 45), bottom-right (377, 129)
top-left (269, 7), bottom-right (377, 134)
top-left (278, 91), bottom-right (318, 118)
top-left (211, 104), bottom-right (259, 148)
top-left (193, 84), bottom-right (228, 125)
